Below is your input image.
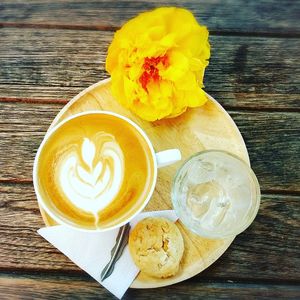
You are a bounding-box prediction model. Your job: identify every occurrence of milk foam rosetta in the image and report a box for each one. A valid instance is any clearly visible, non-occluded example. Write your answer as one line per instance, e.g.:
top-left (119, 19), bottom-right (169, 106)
top-left (55, 133), bottom-right (125, 220)
top-left (37, 113), bottom-right (155, 230)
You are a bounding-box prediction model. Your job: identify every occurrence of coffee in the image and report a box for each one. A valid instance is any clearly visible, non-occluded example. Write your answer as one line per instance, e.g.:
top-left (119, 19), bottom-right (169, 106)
top-left (36, 113), bottom-right (155, 230)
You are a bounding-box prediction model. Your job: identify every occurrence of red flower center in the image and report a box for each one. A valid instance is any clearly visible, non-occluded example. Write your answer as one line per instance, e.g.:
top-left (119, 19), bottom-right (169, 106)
top-left (139, 55), bottom-right (169, 91)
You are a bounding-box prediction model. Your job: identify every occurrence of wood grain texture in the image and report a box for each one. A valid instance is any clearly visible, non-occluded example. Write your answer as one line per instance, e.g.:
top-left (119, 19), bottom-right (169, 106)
top-left (0, 184), bottom-right (299, 280)
top-left (0, 0), bottom-right (299, 297)
top-left (0, 27), bottom-right (299, 110)
top-left (1, 0), bottom-right (299, 35)
top-left (38, 79), bottom-right (248, 288)
top-left (1, 101), bottom-right (299, 192)
top-left (0, 273), bottom-right (299, 300)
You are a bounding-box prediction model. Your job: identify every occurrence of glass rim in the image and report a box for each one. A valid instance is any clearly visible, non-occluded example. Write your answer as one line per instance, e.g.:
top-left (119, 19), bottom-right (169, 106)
top-left (171, 149), bottom-right (261, 239)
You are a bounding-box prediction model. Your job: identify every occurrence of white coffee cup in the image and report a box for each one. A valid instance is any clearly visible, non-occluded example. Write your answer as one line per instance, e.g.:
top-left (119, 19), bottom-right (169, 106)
top-left (33, 111), bottom-right (181, 231)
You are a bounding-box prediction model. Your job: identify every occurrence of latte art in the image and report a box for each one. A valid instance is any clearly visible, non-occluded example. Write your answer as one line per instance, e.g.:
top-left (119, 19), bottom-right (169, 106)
top-left (57, 134), bottom-right (124, 218)
top-left (36, 113), bottom-right (155, 230)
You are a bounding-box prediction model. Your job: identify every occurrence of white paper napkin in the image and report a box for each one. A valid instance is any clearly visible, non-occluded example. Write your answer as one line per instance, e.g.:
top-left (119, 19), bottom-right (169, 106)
top-left (38, 210), bottom-right (178, 299)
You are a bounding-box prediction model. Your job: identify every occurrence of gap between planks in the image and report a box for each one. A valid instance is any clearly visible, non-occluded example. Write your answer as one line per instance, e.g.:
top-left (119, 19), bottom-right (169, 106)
top-left (0, 269), bottom-right (299, 287)
top-left (0, 179), bottom-right (299, 198)
top-left (1, 22), bottom-right (300, 38)
top-left (0, 97), bottom-right (299, 113)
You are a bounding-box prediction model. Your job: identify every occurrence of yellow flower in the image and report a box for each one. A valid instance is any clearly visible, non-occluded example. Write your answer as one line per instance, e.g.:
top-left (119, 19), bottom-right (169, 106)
top-left (106, 7), bottom-right (210, 121)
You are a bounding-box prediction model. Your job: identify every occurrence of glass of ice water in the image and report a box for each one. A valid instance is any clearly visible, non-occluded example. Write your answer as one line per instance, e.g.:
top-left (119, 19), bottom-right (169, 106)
top-left (171, 150), bottom-right (260, 239)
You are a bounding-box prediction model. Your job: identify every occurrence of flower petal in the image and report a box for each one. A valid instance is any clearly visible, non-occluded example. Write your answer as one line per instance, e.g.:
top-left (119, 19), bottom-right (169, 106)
top-left (106, 7), bottom-right (210, 121)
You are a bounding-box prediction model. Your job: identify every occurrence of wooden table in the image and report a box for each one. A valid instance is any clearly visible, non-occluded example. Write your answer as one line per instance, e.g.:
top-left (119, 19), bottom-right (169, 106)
top-left (0, 1), bottom-right (299, 299)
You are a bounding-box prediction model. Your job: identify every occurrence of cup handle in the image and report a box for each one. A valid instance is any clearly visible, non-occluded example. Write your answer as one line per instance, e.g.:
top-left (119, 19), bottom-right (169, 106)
top-left (155, 149), bottom-right (181, 168)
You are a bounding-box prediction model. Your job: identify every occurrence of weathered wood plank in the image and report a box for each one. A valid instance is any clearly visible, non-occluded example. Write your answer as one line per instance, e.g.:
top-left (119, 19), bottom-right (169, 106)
top-left (0, 103), bottom-right (63, 184)
top-left (0, 0), bottom-right (299, 35)
top-left (230, 110), bottom-right (300, 193)
top-left (0, 182), bottom-right (299, 281)
top-left (0, 28), bottom-right (299, 110)
top-left (0, 273), bottom-right (299, 300)
top-left (1, 102), bottom-right (299, 191)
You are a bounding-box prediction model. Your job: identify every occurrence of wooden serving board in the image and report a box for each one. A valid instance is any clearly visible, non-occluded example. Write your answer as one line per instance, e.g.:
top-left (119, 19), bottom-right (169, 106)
top-left (39, 78), bottom-right (249, 289)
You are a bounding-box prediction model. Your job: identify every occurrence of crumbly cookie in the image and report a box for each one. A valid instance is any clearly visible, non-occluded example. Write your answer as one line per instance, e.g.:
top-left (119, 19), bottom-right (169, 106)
top-left (129, 217), bottom-right (184, 278)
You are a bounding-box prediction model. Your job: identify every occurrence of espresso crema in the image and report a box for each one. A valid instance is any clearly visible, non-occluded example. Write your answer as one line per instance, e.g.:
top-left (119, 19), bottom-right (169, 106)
top-left (36, 113), bottom-right (155, 229)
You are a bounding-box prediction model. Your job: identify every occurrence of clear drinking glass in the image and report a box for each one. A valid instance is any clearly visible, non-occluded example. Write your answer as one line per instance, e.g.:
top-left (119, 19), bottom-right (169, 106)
top-left (171, 150), bottom-right (260, 239)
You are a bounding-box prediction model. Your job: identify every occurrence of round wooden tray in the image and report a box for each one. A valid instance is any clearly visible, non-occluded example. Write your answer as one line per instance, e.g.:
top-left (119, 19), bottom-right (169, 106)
top-left (39, 78), bottom-right (249, 289)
